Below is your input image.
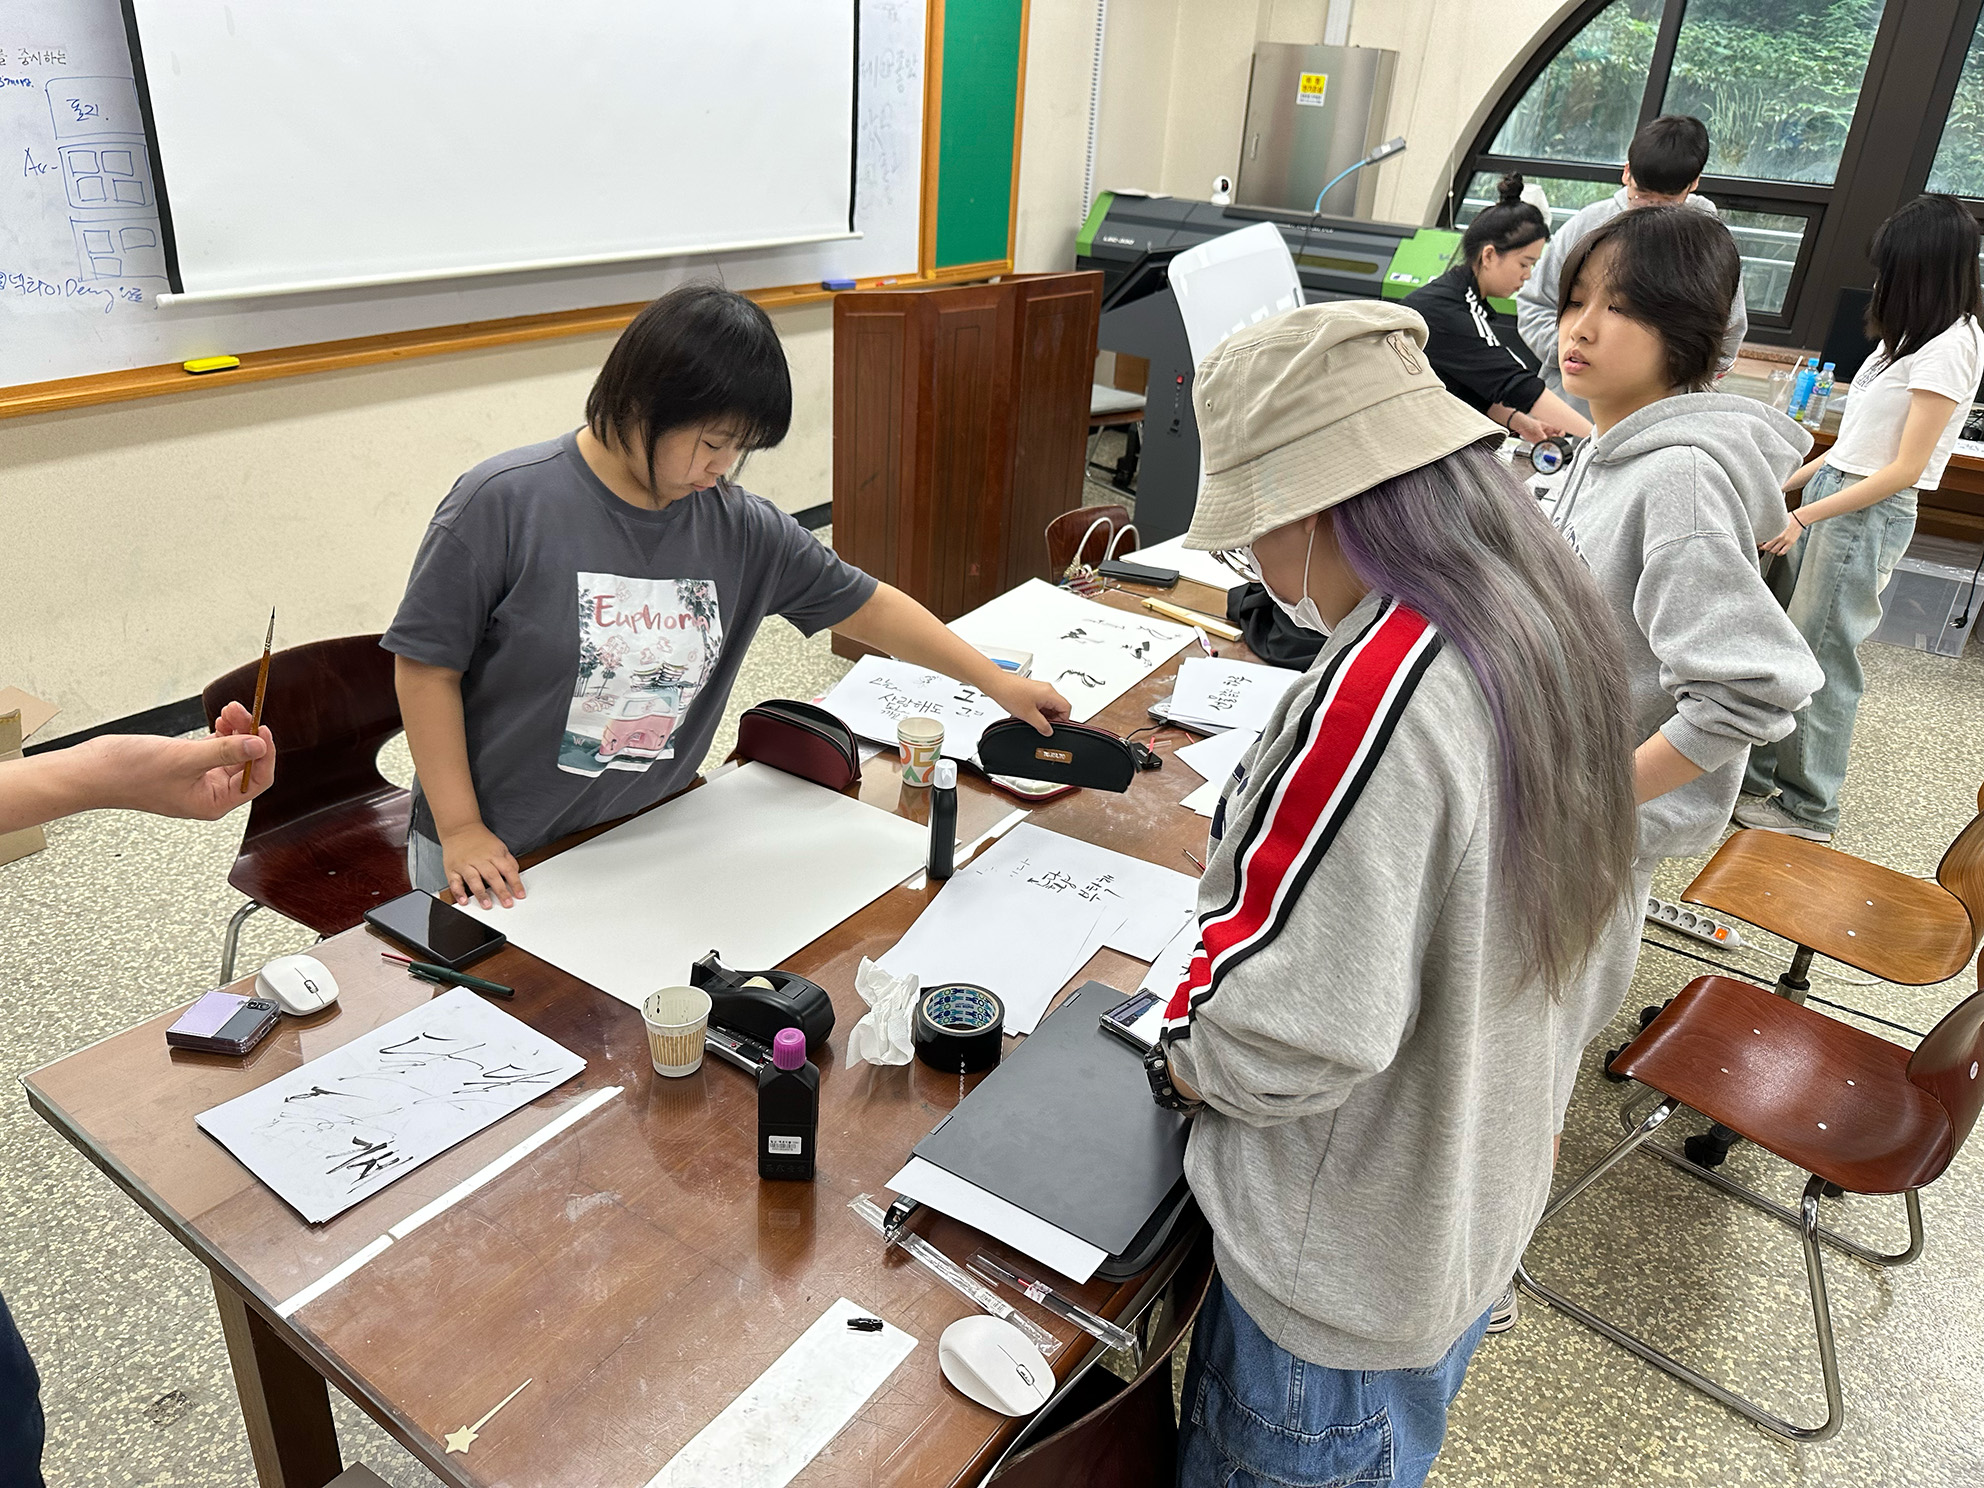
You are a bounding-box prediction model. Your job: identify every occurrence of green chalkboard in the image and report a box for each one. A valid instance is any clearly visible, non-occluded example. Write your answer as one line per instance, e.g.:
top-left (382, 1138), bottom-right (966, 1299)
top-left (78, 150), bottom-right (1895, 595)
top-left (935, 0), bottom-right (1024, 268)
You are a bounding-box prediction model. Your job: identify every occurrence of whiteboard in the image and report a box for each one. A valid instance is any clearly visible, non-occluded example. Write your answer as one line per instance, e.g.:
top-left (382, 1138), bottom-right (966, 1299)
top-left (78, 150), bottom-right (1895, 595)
top-left (0, 0), bottom-right (924, 386)
top-left (128, 2), bottom-right (856, 301)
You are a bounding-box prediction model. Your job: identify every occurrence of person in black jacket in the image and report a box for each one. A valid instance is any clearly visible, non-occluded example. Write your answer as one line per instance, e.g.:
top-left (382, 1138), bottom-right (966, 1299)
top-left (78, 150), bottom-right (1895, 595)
top-left (1407, 175), bottom-right (1591, 444)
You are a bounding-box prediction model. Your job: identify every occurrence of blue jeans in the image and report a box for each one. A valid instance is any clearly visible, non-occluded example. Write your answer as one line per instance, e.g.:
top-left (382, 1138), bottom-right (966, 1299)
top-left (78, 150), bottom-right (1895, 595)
top-left (1176, 1274), bottom-right (1490, 1488)
top-left (1744, 465), bottom-right (1917, 833)
top-left (0, 1291), bottom-right (46, 1488)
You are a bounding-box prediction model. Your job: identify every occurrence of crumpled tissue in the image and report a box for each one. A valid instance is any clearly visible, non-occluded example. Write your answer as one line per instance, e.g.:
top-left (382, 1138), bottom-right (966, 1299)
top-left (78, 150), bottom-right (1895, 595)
top-left (849, 958), bottom-right (920, 1066)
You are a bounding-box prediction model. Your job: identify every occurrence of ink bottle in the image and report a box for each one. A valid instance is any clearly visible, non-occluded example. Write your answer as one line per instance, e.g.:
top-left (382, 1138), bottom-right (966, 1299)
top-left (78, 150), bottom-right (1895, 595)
top-left (757, 1027), bottom-right (819, 1181)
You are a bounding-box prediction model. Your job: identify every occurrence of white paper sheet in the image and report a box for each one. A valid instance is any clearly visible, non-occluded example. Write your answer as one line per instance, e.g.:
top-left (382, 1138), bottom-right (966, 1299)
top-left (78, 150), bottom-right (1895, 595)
top-left (979, 824), bottom-right (1198, 961)
top-left (816, 653), bottom-right (1005, 758)
top-left (888, 1157), bottom-right (1108, 1283)
top-left (879, 854), bottom-right (1117, 1036)
top-left (1174, 727), bottom-right (1260, 789)
top-left (646, 1297), bottom-right (918, 1488)
top-left (1139, 918), bottom-right (1203, 1006)
top-left (1167, 657), bottom-right (1303, 734)
top-left (1132, 535), bottom-right (1246, 593)
top-left (1180, 777), bottom-right (1224, 818)
top-left (196, 989), bottom-right (586, 1225)
top-left (461, 763), bottom-right (929, 1006)
top-left (877, 824), bottom-right (1198, 1034)
top-left (948, 579), bottom-right (1194, 722)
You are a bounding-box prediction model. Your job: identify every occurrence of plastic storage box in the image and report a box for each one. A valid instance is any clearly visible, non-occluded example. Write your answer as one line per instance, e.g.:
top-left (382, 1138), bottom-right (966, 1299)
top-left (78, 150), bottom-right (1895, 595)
top-left (1872, 533), bottom-right (1982, 658)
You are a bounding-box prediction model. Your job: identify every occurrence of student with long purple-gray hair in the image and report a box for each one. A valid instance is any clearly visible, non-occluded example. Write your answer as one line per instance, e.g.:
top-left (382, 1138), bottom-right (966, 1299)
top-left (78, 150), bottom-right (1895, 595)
top-left (1141, 301), bottom-right (1638, 1488)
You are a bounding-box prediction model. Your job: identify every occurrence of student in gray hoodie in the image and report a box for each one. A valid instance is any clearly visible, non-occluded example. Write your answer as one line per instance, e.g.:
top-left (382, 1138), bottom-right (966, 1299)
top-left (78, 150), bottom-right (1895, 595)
top-left (1547, 206), bottom-right (1822, 1160)
top-left (1146, 301), bottom-right (1640, 1488)
top-left (1517, 115), bottom-right (1748, 418)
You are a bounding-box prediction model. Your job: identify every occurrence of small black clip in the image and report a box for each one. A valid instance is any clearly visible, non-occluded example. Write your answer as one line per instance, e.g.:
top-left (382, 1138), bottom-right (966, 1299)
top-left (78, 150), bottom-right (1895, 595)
top-left (847, 1316), bottom-right (886, 1332)
top-left (881, 1194), bottom-right (921, 1247)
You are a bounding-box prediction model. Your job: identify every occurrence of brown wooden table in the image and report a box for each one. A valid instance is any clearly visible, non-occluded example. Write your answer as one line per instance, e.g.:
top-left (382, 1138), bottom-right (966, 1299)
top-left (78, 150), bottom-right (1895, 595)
top-left (24, 580), bottom-right (1243, 1488)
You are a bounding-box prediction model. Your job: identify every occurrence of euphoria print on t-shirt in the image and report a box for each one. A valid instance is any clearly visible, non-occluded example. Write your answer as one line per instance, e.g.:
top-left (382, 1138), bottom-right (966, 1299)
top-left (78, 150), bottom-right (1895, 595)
top-left (560, 573), bottom-right (724, 777)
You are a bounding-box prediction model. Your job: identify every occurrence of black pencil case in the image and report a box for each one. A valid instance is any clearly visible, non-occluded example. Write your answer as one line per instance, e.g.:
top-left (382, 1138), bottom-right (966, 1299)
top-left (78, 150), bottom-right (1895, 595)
top-left (976, 719), bottom-right (1137, 793)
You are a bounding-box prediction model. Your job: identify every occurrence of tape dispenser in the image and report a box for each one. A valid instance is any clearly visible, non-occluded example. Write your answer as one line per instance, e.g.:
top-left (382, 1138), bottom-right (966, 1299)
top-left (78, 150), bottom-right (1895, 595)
top-left (691, 950), bottom-right (837, 1063)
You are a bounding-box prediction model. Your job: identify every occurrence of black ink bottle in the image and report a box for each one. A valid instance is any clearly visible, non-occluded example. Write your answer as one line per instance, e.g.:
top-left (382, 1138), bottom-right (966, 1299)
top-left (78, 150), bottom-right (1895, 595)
top-left (928, 759), bottom-right (957, 881)
top-left (758, 1027), bottom-right (819, 1181)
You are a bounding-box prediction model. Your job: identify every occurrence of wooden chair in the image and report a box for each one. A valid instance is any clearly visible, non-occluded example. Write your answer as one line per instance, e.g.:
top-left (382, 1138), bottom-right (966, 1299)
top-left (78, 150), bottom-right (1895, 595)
top-left (202, 635), bottom-right (411, 983)
top-left (1520, 963), bottom-right (1984, 1442)
top-left (1046, 504), bottom-right (1138, 576)
top-left (1685, 780), bottom-right (1984, 998)
top-left (1668, 781), bottom-right (1984, 1166)
top-left (988, 1226), bottom-right (1214, 1488)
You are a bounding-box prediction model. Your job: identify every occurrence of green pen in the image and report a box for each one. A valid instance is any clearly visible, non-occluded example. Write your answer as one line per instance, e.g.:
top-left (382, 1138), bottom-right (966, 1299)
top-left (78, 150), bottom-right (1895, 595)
top-left (382, 951), bottom-right (514, 999)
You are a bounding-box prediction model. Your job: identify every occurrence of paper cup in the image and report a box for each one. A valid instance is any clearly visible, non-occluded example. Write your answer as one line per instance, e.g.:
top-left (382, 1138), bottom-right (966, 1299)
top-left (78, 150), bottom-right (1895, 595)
top-left (642, 985), bottom-right (712, 1077)
top-left (898, 715), bottom-right (945, 786)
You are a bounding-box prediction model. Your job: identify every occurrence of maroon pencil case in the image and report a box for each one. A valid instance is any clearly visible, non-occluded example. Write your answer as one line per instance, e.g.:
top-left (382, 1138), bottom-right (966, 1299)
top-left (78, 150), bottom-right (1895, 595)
top-left (735, 699), bottom-right (863, 792)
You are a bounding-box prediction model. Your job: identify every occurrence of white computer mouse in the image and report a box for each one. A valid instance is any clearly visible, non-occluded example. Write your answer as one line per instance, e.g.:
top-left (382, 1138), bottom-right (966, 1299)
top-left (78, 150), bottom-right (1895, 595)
top-left (255, 954), bottom-right (339, 1016)
top-left (938, 1315), bottom-right (1053, 1416)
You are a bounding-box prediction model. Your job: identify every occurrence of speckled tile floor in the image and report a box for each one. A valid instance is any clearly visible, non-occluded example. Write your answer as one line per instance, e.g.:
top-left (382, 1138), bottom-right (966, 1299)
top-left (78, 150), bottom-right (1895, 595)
top-left (3, 608), bottom-right (1981, 1486)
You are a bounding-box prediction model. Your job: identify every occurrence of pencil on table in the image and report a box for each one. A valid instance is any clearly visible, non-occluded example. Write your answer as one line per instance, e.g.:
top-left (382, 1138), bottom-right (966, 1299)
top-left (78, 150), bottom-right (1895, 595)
top-left (241, 607), bottom-right (274, 794)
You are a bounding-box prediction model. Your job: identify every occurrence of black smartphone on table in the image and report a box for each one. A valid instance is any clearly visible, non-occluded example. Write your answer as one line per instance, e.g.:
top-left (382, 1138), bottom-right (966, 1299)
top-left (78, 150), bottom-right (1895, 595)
top-left (363, 889), bottom-right (508, 970)
top-left (166, 991), bottom-right (281, 1055)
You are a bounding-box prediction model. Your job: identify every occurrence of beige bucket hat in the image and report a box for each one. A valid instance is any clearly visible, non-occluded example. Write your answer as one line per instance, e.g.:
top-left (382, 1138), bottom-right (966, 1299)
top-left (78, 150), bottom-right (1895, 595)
top-left (1183, 300), bottom-right (1503, 551)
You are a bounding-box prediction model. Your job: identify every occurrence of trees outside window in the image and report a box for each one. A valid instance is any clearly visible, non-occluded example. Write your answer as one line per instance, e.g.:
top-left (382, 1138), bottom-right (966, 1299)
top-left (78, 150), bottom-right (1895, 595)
top-left (1452, 0), bottom-right (1984, 347)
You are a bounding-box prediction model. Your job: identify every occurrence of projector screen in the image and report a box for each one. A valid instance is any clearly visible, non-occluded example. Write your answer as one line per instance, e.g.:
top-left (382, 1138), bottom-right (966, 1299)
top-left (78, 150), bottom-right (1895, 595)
top-left (122, 1), bottom-right (858, 302)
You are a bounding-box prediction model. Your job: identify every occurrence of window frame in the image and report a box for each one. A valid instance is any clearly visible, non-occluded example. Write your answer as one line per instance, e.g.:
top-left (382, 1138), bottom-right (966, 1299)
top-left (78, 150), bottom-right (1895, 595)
top-left (1450, 0), bottom-right (1984, 347)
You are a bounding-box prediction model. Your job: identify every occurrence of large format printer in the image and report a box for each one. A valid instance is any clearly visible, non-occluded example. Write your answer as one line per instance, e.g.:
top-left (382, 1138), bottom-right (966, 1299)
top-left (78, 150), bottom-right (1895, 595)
top-left (1077, 193), bottom-right (1459, 543)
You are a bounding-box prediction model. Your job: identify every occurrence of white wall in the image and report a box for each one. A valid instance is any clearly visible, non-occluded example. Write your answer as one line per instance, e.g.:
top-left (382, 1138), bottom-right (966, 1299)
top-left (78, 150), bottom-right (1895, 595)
top-left (3, 11), bottom-right (1096, 739)
top-left (1090, 0), bottom-right (1566, 226)
top-left (0, 309), bottom-right (836, 736)
top-left (1351, 0), bottom-right (1572, 224)
top-left (4, 0), bottom-right (1561, 738)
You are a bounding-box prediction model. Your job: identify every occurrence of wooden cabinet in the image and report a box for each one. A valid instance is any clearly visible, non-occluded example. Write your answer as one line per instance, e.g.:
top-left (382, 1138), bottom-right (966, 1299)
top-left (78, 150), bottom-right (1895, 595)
top-left (832, 272), bottom-right (1102, 628)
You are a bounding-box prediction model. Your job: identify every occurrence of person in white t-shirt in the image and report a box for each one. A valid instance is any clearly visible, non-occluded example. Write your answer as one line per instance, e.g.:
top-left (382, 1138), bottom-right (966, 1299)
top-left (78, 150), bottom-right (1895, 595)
top-left (1740, 196), bottom-right (1984, 840)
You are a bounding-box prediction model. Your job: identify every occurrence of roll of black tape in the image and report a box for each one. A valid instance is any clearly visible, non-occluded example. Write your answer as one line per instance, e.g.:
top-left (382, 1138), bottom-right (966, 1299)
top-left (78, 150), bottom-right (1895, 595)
top-left (914, 983), bottom-right (1005, 1073)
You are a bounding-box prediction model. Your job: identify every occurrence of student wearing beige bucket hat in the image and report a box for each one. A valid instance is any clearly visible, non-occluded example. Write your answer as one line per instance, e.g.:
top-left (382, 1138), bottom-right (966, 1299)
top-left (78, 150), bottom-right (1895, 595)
top-left (1143, 301), bottom-right (1639, 1487)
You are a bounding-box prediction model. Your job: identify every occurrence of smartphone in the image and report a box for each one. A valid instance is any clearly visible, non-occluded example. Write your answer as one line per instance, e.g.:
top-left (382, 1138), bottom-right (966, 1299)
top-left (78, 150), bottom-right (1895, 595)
top-left (363, 889), bottom-right (508, 970)
top-left (166, 991), bottom-right (281, 1055)
top-left (1097, 558), bottom-right (1180, 588)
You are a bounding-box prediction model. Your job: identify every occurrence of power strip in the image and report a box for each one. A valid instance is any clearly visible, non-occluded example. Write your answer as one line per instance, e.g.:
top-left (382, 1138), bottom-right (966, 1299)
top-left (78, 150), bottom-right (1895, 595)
top-left (1645, 895), bottom-right (1745, 949)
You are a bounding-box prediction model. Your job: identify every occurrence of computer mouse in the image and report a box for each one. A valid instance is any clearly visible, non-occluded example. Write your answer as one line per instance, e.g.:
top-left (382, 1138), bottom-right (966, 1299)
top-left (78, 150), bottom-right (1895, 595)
top-left (937, 1315), bottom-right (1054, 1416)
top-left (255, 954), bottom-right (339, 1016)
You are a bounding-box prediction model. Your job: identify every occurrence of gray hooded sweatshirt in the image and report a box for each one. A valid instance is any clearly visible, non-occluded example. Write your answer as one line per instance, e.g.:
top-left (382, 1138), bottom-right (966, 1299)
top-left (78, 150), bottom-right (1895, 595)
top-left (1550, 393), bottom-right (1822, 861)
top-left (1162, 596), bottom-right (1620, 1371)
top-left (1516, 189), bottom-right (1750, 416)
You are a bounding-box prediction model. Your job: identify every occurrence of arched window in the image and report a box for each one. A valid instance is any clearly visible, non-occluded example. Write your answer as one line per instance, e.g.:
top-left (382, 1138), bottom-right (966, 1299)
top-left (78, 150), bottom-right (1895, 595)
top-left (1452, 0), bottom-right (1984, 350)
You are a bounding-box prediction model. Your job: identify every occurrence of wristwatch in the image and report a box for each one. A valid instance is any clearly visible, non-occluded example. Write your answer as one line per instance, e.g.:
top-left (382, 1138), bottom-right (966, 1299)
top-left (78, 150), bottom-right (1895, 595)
top-left (1144, 1042), bottom-right (1202, 1113)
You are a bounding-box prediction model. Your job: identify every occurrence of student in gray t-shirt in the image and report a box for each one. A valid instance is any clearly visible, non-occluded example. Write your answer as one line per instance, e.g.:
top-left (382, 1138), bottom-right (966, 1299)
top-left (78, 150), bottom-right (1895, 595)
top-left (384, 286), bottom-right (1068, 909)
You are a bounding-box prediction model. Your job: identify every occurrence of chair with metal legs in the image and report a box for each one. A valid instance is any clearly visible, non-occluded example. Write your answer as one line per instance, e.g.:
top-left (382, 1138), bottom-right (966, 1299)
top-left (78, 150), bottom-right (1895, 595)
top-left (202, 635), bottom-right (411, 982)
top-left (1658, 780), bottom-right (1984, 1167)
top-left (1520, 962), bottom-right (1984, 1442)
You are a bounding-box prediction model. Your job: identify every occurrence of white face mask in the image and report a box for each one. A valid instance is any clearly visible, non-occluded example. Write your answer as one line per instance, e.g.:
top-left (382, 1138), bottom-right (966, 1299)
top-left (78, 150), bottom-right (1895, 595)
top-left (1246, 526), bottom-right (1330, 635)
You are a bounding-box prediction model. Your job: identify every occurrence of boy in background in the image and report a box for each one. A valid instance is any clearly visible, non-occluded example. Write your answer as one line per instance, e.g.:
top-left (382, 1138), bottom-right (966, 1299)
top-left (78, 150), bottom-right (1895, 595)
top-left (1518, 115), bottom-right (1749, 416)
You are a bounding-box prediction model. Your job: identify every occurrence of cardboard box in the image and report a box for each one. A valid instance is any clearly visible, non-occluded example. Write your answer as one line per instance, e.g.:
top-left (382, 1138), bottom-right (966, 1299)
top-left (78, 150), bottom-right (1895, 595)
top-left (0, 687), bottom-right (62, 867)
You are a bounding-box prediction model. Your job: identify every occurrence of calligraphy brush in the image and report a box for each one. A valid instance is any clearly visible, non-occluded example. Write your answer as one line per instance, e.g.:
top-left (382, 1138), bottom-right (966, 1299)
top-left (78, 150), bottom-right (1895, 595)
top-left (240, 607), bottom-right (275, 794)
top-left (381, 950), bottom-right (514, 999)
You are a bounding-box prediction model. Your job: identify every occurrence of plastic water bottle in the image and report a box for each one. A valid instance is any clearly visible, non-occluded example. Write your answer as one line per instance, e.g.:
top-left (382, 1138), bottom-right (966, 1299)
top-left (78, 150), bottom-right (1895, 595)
top-left (1790, 357), bottom-right (1818, 422)
top-left (1801, 362), bottom-right (1836, 426)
